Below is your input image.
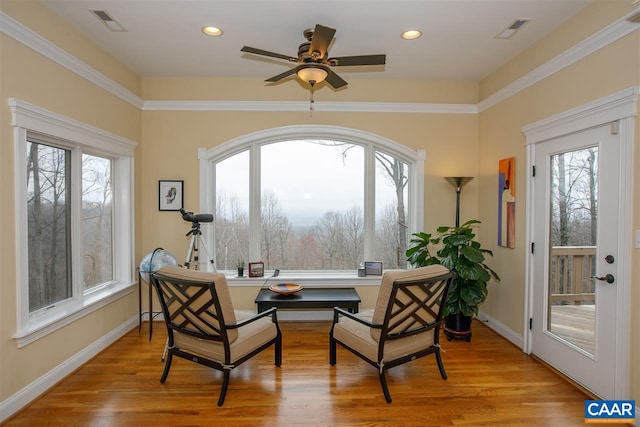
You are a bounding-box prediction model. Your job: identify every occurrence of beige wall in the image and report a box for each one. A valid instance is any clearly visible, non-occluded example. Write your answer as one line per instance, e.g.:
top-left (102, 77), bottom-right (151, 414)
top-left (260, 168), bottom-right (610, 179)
top-left (142, 76), bottom-right (479, 104)
top-left (1, 0), bottom-right (140, 96)
top-left (478, 3), bottom-right (640, 405)
top-left (480, 0), bottom-right (636, 100)
top-left (0, 1), bottom-right (141, 402)
top-left (139, 96), bottom-right (480, 310)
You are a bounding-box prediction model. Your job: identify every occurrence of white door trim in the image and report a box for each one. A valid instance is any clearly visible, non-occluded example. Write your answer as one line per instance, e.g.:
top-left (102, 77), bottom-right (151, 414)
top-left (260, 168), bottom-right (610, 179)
top-left (522, 87), bottom-right (637, 399)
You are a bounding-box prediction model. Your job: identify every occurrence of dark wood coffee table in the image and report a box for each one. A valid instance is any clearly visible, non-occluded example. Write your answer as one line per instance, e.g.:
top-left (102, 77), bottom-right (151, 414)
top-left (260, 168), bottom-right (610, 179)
top-left (255, 287), bottom-right (360, 314)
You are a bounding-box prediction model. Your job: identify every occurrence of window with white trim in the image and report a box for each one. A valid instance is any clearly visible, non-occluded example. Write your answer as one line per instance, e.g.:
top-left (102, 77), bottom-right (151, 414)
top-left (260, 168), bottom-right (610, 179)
top-left (11, 99), bottom-right (136, 346)
top-left (200, 126), bottom-right (424, 274)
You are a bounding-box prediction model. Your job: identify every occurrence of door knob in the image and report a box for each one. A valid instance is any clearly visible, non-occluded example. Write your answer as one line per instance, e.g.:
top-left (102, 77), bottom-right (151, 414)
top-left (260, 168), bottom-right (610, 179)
top-left (591, 274), bottom-right (615, 284)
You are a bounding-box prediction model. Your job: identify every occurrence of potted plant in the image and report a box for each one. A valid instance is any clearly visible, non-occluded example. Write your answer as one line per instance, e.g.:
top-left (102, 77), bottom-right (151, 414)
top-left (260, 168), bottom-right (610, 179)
top-left (236, 260), bottom-right (245, 278)
top-left (406, 220), bottom-right (500, 342)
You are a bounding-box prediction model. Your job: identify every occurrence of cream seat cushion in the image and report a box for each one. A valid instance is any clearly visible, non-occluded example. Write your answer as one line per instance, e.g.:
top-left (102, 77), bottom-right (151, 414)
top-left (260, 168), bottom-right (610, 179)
top-left (332, 310), bottom-right (436, 363)
top-left (173, 310), bottom-right (278, 365)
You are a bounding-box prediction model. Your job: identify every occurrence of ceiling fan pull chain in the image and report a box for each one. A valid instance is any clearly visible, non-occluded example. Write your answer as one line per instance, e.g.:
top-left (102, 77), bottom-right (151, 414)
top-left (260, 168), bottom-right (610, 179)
top-left (309, 83), bottom-right (315, 115)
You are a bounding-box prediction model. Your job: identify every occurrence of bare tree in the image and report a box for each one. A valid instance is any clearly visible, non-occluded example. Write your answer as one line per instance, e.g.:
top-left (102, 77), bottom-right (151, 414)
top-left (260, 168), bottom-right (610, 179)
top-left (314, 211), bottom-right (345, 269)
top-left (261, 191), bottom-right (292, 269)
top-left (310, 141), bottom-right (409, 268)
top-left (342, 207), bottom-right (364, 269)
top-left (375, 203), bottom-right (401, 268)
top-left (215, 192), bottom-right (249, 270)
top-left (375, 152), bottom-right (408, 267)
top-left (27, 143), bottom-right (70, 311)
top-left (82, 155), bottom-right (112, 288)
top-left (587, 148), bottom-right (597, 245)
top-left (551, 148), bottom-right (599, 295)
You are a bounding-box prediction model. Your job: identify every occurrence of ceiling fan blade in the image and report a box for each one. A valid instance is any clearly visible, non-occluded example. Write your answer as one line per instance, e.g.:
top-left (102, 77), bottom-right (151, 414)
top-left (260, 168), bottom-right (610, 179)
top-left (265, 65), bottom-right (303, 83)
top-left (309, 24), bottom-right (336, 58)
top-left (325, 70), bottom-right (348, 89)
top-left (329, 54), bottom-right (387, 67)
top-left (241, 46), bottom-right (295, 62)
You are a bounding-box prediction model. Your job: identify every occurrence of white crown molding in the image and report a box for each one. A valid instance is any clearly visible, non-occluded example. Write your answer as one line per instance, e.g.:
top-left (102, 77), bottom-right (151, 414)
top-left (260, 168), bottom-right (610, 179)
top-left (142, 100), bottom-right (478, 114)
top-left (478, 9), bottom-right (640, 112)
top-left (0, 12), bottom-right (144, 109)
top-left (522, 86), bottom-right (639, 144)
top-left (9, 98), bottom-right (138, 155)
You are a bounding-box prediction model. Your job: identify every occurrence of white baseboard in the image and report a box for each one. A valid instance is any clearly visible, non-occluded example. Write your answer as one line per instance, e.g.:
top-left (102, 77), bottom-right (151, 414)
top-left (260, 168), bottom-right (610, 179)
top-left (0, 315), bottom-right (138, 424)
top-left (476, 310), bottom-right (524, 350)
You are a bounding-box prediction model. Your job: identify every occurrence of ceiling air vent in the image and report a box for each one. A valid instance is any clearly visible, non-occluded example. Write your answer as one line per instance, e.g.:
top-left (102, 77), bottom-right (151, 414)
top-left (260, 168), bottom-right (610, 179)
top-left (496, 18), bottom-right (531, 39)
top-left (90, 9), bottom-right (126, 32)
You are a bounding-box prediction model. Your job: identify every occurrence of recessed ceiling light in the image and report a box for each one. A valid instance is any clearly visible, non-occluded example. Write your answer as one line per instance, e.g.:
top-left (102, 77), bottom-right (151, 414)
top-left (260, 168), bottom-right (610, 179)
top-left (202, 26), bottom-right (223, 37)
top-left (401, 30), bottom-right (422, 40)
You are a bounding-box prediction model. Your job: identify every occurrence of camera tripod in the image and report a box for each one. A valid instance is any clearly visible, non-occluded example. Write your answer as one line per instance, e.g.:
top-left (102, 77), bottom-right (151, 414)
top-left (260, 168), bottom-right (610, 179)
top-left (184, 222), bottom-right (214, 270)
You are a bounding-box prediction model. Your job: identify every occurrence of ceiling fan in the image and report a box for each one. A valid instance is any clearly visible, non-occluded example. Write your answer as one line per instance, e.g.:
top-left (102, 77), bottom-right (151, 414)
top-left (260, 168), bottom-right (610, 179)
top-left (241, 24), bottom-right (386, 89)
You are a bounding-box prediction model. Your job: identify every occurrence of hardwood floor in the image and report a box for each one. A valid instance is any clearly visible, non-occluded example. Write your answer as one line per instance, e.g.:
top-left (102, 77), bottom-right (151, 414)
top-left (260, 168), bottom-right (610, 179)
top-left (3, 320), bottom-right (619, 426)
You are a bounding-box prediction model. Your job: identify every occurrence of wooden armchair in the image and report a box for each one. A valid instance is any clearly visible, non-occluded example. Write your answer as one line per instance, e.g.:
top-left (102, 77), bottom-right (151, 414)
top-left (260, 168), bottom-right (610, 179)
top-left (152, 266), bottom-right (282, 406)
top-left (329, 265), bottom-right (454, 403)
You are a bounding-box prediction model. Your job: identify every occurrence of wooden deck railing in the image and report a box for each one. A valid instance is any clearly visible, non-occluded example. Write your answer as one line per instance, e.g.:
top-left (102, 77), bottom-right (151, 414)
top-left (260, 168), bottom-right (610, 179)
top-left (550, 246), bottom-right (596, 304)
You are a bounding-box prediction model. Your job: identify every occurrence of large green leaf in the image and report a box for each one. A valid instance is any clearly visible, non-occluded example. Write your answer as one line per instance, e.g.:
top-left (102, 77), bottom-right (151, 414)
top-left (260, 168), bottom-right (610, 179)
top-left (460, 245), bottom-right (484, 263)
top-left (407, 220), bottom-right (500, 318)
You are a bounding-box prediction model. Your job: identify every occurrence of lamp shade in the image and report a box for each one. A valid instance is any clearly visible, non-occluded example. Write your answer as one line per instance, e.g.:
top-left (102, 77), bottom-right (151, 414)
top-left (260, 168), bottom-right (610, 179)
top-left (297, 65), bottom-right (328, 85)
top-left (445, 176), bottom-right (474, 190)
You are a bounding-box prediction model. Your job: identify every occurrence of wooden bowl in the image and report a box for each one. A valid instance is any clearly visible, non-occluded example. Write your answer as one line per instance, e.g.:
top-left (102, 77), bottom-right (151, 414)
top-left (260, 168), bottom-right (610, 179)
top-left (269, 283), bottom-right (303, 295)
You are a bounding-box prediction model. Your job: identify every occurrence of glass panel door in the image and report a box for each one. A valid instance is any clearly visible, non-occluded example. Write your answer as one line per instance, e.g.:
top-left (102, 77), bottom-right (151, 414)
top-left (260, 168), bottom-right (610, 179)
top-left (548, 147), bottom-right (597, 355)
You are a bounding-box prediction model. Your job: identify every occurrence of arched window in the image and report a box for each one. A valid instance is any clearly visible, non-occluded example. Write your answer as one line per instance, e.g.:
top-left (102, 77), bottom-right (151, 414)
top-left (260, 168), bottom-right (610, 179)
top-left (199, 125), bottom-right (424, 274)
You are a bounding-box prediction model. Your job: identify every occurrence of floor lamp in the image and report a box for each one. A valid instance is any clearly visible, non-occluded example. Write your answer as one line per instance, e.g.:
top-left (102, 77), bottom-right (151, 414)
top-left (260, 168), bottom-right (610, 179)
top-left (445, 177), bottom-right (474, 227)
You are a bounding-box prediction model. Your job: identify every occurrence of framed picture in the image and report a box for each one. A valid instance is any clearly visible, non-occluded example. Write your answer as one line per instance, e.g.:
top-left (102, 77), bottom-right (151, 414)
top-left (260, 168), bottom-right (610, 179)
top-left (159, 180), bottom-right (184, 211)
top-left (498, 158), bottom-right (515, 248)
top-left (364, 261), bottom-right (383, 276)
top-left (248, 261), bottom-right (265, 278)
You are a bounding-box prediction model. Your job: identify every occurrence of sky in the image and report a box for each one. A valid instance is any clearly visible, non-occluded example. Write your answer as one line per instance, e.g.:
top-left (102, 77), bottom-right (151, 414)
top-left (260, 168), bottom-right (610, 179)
top-left (215, 140), bottom-right (400, 226)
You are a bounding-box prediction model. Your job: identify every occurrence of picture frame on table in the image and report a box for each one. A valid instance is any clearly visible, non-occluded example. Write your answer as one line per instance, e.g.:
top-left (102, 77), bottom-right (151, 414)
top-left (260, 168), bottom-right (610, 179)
top-left (248, 262), bottom-right (265, 278)
top-left (364, 261), bottom-right (383, 276)
top-left (159, 180), bottom-right (184, 211)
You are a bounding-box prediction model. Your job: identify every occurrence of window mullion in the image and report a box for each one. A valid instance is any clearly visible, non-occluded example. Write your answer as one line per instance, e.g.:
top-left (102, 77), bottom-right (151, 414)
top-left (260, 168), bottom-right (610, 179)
top-left (15, 126), bottom-right (30, 333)
top-left (411, 149), bottom-right (426, 234)
top-left (363, 143), bottom-right (375, 261)
top-left (249, 143), bottom-right (261, 261)
top-left (71, 147), bottom-right (83, 301)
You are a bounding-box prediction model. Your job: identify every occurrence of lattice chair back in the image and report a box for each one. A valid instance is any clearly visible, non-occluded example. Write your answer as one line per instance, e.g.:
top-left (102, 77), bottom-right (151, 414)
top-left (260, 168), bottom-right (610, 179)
top-left (154, 266), bottom-right (238, 344)
top-left (329, 264), bottom-right (454, 403)
top-left (153, 266), bottom-right (239, 345)
top-left (150, 266), bottom-right (282, 406)
top-left (371, 265), bottom-right (451, 342)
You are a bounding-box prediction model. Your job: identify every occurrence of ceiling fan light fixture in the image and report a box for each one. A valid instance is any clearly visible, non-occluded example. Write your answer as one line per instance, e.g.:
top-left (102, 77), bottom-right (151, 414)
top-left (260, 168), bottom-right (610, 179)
top-left (401, 29), bottom-right (422, 40)
top-left (297, 65), bottom-right (328, 85)
top-left (202, 26), bottom-right (223, 37)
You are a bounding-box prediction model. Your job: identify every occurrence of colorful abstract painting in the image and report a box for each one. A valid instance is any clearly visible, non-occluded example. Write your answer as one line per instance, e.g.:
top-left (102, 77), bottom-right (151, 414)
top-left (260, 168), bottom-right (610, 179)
top-left (498, 157), bottom-right (515, 248)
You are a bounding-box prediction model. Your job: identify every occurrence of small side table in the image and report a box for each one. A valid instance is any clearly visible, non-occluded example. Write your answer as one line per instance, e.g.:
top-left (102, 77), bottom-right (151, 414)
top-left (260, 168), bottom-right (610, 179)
top-left (255, 288), bottom-right (360, 314)
top-left (138, 269), bottom-right (163, 341)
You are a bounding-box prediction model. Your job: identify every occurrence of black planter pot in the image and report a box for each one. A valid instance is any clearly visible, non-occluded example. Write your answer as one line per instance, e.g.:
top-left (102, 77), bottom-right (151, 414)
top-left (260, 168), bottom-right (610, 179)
top-left (443, 313), bottom-right (473, 342)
